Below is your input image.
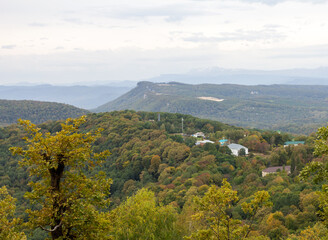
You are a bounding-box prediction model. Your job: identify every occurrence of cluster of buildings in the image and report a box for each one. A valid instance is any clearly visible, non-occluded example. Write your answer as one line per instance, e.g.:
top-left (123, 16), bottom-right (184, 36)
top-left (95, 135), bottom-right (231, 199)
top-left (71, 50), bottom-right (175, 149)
top-left (192, 132), bottom-right (248, 156)
top-left (191, 132), bottom-right (302, 177)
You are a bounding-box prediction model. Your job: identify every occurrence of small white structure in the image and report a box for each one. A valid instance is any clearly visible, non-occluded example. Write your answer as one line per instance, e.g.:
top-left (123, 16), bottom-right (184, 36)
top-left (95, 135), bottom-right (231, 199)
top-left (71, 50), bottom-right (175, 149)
top-left (228, 143), bottom-right (248, 156)
top-left (262, 166), bottom-right (291, 177)
top-left (195, 140), bottom-right (215, 146)
top-left (192, 132), bottom-right (205, 138)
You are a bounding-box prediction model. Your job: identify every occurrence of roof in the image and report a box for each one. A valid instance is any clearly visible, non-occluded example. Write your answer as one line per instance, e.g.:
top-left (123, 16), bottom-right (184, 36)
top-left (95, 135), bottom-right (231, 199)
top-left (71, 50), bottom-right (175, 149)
top-left (195, 132), bottom-right (204, 135)
top-left (228, 143), bottom-right (247, 150)
top-left (195, 140), bottom-right (215, 145)
top-left (192, 132), bottom-right (205, 137)
top-left (284, 141), bottom-right (305, 145)
top-left (263, 166), bottom-right (291, 173)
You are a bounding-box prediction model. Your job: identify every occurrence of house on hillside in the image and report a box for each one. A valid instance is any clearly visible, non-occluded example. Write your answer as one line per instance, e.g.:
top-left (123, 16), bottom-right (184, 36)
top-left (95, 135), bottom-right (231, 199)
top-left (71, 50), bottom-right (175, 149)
top-left (262, 166), bottom-right (291, 177)
top-left (219, 139), bottom-right (228, 146)
top-left (228, 143), bottom-right (248, 156)
top-left (195, 140), bottom-right (215, 146)
top-left (192, 132), bottom-right (205, 138)
top-left (284, 141), bottom-right (305, 147)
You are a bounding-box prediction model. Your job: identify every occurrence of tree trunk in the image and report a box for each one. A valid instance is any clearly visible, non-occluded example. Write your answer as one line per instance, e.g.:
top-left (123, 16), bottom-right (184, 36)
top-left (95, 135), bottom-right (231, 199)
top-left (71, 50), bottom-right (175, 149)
top-left (49, 156), bottom-right (65, 239)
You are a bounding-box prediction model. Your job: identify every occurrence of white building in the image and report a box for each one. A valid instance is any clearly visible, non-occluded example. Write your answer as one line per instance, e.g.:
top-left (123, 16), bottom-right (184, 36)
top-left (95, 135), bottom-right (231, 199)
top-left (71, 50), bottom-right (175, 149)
top-left (192, 132), bottom-right (205, 138)
top-left (195, 140), bottom-right (215, 146)
top-left (228, 143), bottom-right (248, 156)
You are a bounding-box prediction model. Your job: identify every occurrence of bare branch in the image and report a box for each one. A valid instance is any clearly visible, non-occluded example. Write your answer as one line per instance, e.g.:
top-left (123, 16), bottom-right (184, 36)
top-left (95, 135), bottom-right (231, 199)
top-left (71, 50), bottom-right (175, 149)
top-left (39, 221), bottom-right (62, 232)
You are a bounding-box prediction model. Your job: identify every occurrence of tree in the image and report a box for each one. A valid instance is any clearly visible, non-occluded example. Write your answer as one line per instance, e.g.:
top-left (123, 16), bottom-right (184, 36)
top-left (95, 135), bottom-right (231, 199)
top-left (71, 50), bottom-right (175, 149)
top-left (148, 155), bottom-right (161, 176)
top-left (239, 135), bottom-right (270, 154)
top-left (186, 179), bottom-right (271, 240)
top-left (242, 191), bottom-right (272, 238)
top-left (186, 179), bottom-right (241, 240)
top-left (0, 186), bottom-right (26, 240)
top-left (109, 188), bottom-right (181, 240)
top-left (239, 148), bottom-right (246, 156)
top-left (269, 147), bottom-right (288, 166)
top-left (300, 125), bottom-right (328, 227)
top-left (287, 222), bottom-right (328, 240)
top-left (10, 116), bottom-right (112, 239)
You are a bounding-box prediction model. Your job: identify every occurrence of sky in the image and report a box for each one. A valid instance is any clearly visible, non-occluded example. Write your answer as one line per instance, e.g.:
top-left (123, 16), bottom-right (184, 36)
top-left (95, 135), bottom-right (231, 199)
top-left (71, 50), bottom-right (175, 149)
top-left (0, 0), bottom-right (328, 85)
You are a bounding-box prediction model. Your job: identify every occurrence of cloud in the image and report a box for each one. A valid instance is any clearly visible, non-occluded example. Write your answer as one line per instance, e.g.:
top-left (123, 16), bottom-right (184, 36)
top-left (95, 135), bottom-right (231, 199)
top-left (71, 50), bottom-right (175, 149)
top-left (182, 27), bottom-right (285, 43)
top-left (190, 0), bottom-right (327, 3)
top-left (0, 48), bottom-right (223, 84)
top-left (62, 17), bottom-right (135, 29)
top-left (237, 0), bottom-right (328, 5)
top-left (0, 44), bottom-right (327, 85)
top-left (99, 4), bottom-right (215, 22)
top-left (271, 44), bottom-right (328, 58)
top-left (63, 18), bottom-right (93, 25)
top-left (28, 22), bottom-right (47, 27)
top-left (1, 45), bottom-right (16, 49)
top-left (54, 46), bottom-right (65, 50)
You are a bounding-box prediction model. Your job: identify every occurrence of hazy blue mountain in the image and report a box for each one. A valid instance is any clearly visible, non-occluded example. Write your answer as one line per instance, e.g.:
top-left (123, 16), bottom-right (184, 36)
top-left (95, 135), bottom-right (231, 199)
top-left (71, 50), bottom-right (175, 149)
top-left (145, 67), bottom-right (328, 85)
top-left (0, 85), bottom-right (132, 109)
top-left (1, 67), bottom-right (327, 111)
top-left (94, 81), bottom-right (328, 134)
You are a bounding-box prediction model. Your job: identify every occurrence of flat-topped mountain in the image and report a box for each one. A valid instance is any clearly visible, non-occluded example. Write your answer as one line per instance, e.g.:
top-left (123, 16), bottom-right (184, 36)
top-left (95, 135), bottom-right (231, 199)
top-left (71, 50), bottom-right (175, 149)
top-left (0, 99), bottom-right (89, 126)
top-left (94, 81), bottom-right (328, 134)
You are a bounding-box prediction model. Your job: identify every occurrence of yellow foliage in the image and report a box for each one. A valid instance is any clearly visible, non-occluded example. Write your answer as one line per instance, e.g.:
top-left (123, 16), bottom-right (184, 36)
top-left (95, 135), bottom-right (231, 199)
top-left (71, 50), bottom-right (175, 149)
top-left (10, 116), bottom-right (112, 239)
top-left (273, 176), bottom-right (284, 184)
top-left (0, 186), bottom-right (26, 240)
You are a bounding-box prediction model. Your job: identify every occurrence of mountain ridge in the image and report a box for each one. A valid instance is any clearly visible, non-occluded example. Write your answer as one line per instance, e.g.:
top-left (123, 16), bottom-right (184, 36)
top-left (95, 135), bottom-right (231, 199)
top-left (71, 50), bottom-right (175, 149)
top-left (94, 82), bottom-right (328, 134)
top-left (0, 99), bottom-right (90, 126)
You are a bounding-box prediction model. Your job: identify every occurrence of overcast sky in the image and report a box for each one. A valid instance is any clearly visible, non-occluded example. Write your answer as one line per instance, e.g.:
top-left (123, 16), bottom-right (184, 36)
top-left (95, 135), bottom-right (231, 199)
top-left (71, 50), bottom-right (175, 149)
top-left (1, 0), bottom-right (328, 85)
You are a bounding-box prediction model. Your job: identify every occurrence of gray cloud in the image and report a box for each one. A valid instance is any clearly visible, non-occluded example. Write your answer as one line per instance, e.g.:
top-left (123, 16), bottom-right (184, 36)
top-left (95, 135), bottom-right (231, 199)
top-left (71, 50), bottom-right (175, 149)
top-left (1, 45), bottom-right (16, 49)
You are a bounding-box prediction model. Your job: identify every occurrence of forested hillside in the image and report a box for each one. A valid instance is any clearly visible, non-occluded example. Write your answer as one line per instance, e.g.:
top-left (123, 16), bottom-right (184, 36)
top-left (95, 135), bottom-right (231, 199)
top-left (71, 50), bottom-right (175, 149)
top-left (95, 82), bottom-right (328, 134)
top-left (1, 111), bottom-right (328, 239)
top-left (0, 99), bottom-right (89, 126)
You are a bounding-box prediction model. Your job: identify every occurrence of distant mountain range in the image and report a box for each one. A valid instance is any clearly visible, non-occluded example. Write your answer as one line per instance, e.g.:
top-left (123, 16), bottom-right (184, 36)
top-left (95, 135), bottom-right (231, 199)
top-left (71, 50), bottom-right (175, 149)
top-left (0, 85), bottom-right (132, 109)
top-left (1, 67), bottom-right (327, 110)
top-left (0, 99), bottom-right (89, 126)
top-left (94, 81), bottom-right (328, 134)
top-left (1, 67), bottom-right (328, 133)
top-left (146, 67), bottom-right (328, 85)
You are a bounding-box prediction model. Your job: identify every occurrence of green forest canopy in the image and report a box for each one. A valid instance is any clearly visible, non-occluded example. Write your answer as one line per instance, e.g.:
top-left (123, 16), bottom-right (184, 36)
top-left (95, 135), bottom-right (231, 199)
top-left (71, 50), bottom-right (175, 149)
top-left (0, 110), bottom-right (327, 239)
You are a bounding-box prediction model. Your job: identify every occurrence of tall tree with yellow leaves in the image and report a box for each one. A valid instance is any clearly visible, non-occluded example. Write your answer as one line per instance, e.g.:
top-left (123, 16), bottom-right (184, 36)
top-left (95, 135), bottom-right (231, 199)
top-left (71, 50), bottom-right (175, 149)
top-left (186, 179), bottom-right (271, 240)
top-left (11, 116), bottom-right (112, 240)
